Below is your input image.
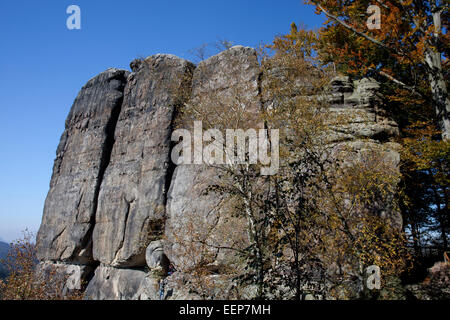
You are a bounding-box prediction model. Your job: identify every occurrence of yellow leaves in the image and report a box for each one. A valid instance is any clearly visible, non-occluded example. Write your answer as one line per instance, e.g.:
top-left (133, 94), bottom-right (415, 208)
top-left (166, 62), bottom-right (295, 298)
top-left (402, 121), bottom-right (450, 175)
top-left (0, 231), bottom-right (84, 300)
top-left (353, 215), bottom-right (412, 277)
top-left (269, 24), bottom-right (321, 63)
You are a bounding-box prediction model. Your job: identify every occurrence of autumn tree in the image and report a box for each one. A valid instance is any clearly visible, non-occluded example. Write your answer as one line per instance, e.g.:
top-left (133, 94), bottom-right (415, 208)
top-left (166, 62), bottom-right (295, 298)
top-left (170, 50), bottom-right (275, 299)
top-left (261, 29), bottom-right (334, 299)
top-left (307, 0), bottom-right (449, 140)
top-left (166, 207), bottom-right (246, 299)
top-left (264, 28), bottom-right (412, 299)
top-left (0, 231), bottom-right (83, 300)
top-left (300, 0), bottom-right (449, 270)
top-left (400, 123), bottom-right (450, 252)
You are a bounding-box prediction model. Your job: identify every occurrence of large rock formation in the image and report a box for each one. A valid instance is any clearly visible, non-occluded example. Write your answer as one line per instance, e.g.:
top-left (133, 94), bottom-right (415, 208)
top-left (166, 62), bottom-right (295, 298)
top-left (37, 68), bottom-right (129, 265)
top-left (92, 55), bottom-right (195, 268)
top-left (36, 46), bottom-right (401, 299)
top-left (165, 46), bottom-right (261, 269)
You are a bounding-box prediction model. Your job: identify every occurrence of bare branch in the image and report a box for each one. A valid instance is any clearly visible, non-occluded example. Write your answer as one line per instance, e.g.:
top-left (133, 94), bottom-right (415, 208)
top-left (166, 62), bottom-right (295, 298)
top-left (312, 2), bottom-right (404, 56)
top-left (370, 68), bottom-right (424, 98)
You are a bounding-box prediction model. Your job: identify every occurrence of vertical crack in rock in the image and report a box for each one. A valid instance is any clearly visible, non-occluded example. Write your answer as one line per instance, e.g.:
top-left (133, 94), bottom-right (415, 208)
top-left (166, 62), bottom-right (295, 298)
top-left (164, 46), bottom-right (262, 269)
top-left (92, 55), bottom-right (195, 268)
top-left (113, 198), bottom-right (133, 262)
top-left (163, 66), bottom-right (195, 210)
top-left (36, 68), bottom-right (129, 266)
top-left (75, 89), bottom-right (125, 265)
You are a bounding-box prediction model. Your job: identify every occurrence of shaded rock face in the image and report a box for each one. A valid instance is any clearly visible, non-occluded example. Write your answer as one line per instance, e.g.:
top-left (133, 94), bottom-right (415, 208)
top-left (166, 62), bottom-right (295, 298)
top-left (37, 47), bottom-right (401, 299)
top-left (84, 265), bottom-right (147, 300)
top-left (37, 68), bottom-right (129, 264)
top-left (165, 46), bottom-right (261, 268)
top-left (326, 76), bottom-right (399, 142)
top-left (92, 55), bottom-right (195, 267)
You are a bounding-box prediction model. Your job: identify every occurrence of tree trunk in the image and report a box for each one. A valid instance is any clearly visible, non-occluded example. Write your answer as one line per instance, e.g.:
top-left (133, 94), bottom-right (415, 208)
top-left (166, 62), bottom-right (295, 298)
top-left (410, 220), bottom-right (421, 257)
top-left (426, 8), bottom-right (450, 140)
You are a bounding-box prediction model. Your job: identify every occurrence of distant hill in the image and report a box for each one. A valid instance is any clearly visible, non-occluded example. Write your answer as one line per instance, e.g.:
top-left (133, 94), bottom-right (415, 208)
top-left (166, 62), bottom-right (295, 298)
top-left (0, 241), bottom-right (11, 279)
top-left (0, 241), bottom-right (10, 256)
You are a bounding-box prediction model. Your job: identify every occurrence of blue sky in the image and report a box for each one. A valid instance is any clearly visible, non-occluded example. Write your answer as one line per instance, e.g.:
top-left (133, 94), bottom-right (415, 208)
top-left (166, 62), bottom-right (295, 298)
top-left (0, 1), bottom-right (324, 242)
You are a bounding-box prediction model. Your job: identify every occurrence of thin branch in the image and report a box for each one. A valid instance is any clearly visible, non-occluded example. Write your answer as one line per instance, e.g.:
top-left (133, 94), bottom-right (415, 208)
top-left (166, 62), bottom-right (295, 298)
top-left (194, 240), bottom-right (246, 254)
top-left (371, 68), bottom-right (424, 98)
top-left (312, 2), bottom-right (404, 57)
top-left (375, 0), bottom-right (390, 10)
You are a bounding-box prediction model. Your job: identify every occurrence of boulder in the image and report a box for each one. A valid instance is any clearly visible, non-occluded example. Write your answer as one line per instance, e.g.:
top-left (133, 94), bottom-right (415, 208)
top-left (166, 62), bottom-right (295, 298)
top-left (84, 265), bottom-right (147, 300)
top-left (145, 240), bottom-right (170, 273)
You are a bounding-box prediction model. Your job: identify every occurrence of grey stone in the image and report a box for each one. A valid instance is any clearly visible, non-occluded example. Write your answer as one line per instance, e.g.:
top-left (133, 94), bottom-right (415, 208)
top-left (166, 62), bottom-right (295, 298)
top-left (84, 265), bottom-right (147, 300)
top-left (36, 68), bottom-right (129, 264)
top-left (92, 55), bottom-right (195, 267)
top-left (145, 240), bottom-right (169, 272)
top-left (327, 77), bottom-right (399, 141)
top-left (165, 46), bottom-right (260, 268)
top-left (135, 274), bottom-right (161, 300)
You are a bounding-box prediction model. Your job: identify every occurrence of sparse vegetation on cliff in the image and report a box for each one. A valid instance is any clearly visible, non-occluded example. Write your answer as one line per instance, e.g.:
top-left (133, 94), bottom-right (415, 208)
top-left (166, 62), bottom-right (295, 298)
top-left (0, 232), bottom-right (83, 300)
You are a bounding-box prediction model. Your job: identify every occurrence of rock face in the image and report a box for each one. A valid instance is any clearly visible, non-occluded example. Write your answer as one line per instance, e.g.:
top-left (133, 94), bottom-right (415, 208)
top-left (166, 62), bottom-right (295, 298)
top-left (92, 55), bottom-right (195, 267)
top-left (326, 76), bottom-right (399, 142)
top-left (327, 76), bottom-right (402, 229)
top-left (84, 265), bottom-right (147, 300)
top-left (36, 47), bottom-right (401, 299)
top-left (37, 68), bottom-right (129, 264)
top-left (165, 46), bottom-right (261, 268)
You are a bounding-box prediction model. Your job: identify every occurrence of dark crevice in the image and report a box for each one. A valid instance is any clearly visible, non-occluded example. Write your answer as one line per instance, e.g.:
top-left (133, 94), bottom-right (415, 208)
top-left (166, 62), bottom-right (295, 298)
top-left (113, 198), bottom-right (133, 262)
top-left (72, 74), bottom-right (128, 267)
top-left (163, 64), bottom-right (195, 210)
top-left (82, 260), bottom-right (100, 290)
top-left (256, 67), bottom-right (265, 111)
top-left (164, 138), bottom-right (178, 210)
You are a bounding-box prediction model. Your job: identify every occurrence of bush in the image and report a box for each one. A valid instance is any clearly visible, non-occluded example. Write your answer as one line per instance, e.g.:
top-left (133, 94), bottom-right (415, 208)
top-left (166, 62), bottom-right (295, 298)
top-left (0, 231), bottom-right (83, 300)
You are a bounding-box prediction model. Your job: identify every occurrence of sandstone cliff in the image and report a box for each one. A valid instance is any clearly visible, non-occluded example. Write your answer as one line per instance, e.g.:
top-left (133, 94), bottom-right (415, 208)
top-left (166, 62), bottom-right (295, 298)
top-left (36, 46), bottom-right (401, 299)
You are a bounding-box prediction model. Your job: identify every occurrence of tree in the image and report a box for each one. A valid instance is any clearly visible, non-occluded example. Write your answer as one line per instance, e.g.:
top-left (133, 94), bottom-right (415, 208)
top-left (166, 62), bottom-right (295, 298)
top-left (265, 28), bottom-right (412, 299)
top-left (166, 207), bottom-right (246, 299)
top-left (307, 0), bottom-right (449, 140)
top-left (400, 123), bottom-right (450, 251)
top-left (0, 231), bottom-right (83, 300)
top-left (262, 32), bottom-right (334, 299)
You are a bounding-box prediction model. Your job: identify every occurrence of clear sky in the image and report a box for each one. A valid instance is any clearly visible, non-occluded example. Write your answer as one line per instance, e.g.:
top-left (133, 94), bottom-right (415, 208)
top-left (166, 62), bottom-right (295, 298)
top-left (0, 0), bottom-right (324, 243)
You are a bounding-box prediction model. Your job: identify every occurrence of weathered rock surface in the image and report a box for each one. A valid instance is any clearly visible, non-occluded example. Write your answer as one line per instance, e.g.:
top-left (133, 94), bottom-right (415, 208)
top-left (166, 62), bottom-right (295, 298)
top-left (37, 47), bottom-right (403, 299)
top-left (37, 261), bottom-right (96, 291)
top-left (327, 76), bottom-right (403, 228)
top-left (37, 68), bottom-right (129, 264)
top-left (327, 76), bottom-right (399, 142)
top-left (92, 55), bottom-right (195, 267)
top-left (84, 265), bottom-right (147, 300)
top-left (145, 240), bottom-right (169, 272)
top-left (165, 46), bottom-right (260, 268)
